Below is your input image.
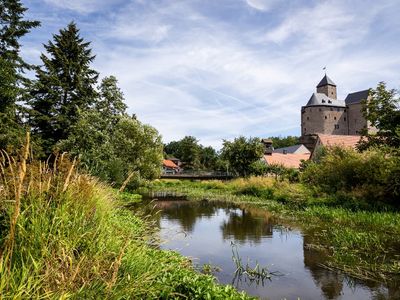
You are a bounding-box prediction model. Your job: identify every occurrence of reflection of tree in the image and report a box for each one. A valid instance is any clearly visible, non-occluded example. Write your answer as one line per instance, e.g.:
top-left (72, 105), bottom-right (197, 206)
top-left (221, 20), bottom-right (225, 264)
top-left (154, 201), bottom-right (218, 232)
top-left (303, 234), bottom-right (400, 300)
top-left (221, 209), bottom-right (273, 244)
top-left (303, 234), bottom-right (344, 299)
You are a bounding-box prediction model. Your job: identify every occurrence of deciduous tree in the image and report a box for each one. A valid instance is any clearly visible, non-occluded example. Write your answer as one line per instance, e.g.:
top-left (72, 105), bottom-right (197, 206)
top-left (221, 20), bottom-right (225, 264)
top-left (220, 136), bottom-right (264, 177)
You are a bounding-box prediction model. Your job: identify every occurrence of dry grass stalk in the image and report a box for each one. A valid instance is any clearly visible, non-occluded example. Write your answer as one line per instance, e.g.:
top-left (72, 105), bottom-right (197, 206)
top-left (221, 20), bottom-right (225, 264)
top-left (119, 171), bottom-right (136, 193)
top-left (108, 241), bottom-right (129, 290)
top-left (62, 157), bottom-right (76, 193)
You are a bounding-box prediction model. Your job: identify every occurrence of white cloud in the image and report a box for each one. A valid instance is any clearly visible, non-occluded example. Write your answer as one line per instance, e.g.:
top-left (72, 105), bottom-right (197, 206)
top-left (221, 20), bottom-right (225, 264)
top-left (245, 0), bottom-right (277, 11)
top-left (42, 0), bottom-right (122, 13)
top-left (25, 0), bottom-right (400, 148)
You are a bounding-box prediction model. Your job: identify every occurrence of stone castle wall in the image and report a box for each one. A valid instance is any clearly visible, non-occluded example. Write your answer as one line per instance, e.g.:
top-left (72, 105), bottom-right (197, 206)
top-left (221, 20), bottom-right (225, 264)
top-left (301, 106), bottom-right (347, 135)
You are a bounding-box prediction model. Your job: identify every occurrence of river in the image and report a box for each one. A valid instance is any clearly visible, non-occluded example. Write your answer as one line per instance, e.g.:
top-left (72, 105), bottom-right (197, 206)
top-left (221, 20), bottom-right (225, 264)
top-left (139, 198), bottom-right (397, 299)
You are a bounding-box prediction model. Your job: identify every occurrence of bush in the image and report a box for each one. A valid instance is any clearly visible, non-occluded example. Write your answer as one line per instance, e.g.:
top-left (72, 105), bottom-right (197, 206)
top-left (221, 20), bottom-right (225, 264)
top-left (301, 146), bottom-right (400, 207)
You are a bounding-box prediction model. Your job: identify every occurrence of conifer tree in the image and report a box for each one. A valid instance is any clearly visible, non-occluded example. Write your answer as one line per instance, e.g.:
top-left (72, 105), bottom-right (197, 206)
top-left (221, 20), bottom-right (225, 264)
top-left (0, 0), bottom-right (40, 150)
top-left (29, 22), bottom-right (99, 151)
top-left (97, 76), bottom-right (127, 122)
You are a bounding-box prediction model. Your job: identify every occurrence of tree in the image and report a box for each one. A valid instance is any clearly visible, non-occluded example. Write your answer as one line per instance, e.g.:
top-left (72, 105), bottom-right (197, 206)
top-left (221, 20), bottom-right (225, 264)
top-left (200, 146), bottom-right (218, 170)
top-left (28, 22), bottom-right (99, 152)
top-left (359, 82), bottom-right (400, 149)
top-left (220, 136), bottom-right (264, 177)
top-left (164, 136), bottom-right (201, 169)
top-left (0, 0), bottom-right (39, 150)
top-left (96, 76), bottom-right (127, 120)
top-left (268, 136), bottom-right (299, 149)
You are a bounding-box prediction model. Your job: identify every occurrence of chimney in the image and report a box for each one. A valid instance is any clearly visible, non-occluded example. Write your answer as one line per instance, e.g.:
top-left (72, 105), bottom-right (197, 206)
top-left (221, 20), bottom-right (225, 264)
top-left (261, 138), bottom-right (273, 155)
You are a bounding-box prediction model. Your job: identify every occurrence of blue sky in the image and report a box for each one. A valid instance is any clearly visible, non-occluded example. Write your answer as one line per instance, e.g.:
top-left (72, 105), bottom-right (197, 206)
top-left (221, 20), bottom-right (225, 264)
top-left (21, 0), bottom-right (400, 148)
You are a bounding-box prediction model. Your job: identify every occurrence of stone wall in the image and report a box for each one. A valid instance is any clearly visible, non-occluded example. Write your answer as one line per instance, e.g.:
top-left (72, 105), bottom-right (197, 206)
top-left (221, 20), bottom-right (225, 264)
top-left (301, 106), bottom-right (347, 135)
top-left (317, 85), bottom-right (337, 99)
top-left (347, 103), bottom-right (366, 135)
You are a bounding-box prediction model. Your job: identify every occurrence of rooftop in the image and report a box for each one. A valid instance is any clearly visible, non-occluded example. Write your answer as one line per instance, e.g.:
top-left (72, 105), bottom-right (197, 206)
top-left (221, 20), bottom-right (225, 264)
top-left (305, 93), bottom-right (346, 107)
top-left (316, 134), bottom-right (362, 149)
top-left (345, 89), bottom-right (370, 105)
top-left (274, 144), bottom-right (311, 154)
top-left (163, 159), bottom-right (179, 169)
top-left (263, 153), bottom-right (310, 169)
top-left (316, 74), bottom-right (336, 88)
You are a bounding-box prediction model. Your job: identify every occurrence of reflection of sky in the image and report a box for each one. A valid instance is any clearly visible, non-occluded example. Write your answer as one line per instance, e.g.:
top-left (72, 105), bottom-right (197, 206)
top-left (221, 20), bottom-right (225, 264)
top-left (158, 203), bottom-right (388, 300)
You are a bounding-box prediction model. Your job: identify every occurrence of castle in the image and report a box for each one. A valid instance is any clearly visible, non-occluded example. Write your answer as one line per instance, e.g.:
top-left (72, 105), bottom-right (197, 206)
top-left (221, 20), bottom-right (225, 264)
top-left (301, 75), bottom-right (376, 136)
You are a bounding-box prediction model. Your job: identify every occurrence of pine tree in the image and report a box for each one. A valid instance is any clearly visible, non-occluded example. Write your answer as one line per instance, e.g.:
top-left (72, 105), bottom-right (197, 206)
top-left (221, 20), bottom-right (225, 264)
top-left (29, 22), bottom-right (99, 151)
top-left (0, 0), bottom-right (40, 150)
top-left (97, 76), bottom-right (127, 121)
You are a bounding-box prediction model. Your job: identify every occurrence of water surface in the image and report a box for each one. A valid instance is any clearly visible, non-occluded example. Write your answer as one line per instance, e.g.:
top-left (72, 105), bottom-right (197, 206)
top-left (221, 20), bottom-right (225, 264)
top-left (142, 199), bottom-right (398, 299)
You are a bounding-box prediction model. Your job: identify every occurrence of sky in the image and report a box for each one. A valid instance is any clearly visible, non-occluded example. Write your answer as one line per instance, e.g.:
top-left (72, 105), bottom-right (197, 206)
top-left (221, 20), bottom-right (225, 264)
top-left (20, 0), bottom-right (400, 149)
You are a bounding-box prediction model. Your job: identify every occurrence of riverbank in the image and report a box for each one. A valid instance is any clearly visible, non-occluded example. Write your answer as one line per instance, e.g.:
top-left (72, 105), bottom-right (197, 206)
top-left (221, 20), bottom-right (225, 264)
top-left (0, 157), bottom-right (251, 299)
top-left (143, 178), bottom-right (400, 285)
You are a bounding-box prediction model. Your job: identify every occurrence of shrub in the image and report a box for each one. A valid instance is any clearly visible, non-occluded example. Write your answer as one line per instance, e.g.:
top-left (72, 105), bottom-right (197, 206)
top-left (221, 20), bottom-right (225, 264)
top-left (301, 146), bottom-right (400, 207)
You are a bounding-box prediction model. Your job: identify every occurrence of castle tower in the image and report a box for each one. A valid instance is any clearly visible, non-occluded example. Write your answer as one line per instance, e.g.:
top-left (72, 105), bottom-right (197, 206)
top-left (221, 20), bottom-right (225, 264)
top-left (301, 75), bottom-right (347, 136)
top-left (316, 74), bottom-right (337, 99)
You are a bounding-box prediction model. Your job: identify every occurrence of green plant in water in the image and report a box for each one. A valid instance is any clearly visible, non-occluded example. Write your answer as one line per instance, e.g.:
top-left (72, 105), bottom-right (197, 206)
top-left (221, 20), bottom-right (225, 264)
top-left (231, 242), bottom-right (283, 286)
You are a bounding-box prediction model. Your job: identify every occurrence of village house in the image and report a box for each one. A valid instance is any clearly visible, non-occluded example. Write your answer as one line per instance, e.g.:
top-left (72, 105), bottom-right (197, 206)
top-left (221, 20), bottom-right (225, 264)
top-left (162, 159), bottom-right (180, 174)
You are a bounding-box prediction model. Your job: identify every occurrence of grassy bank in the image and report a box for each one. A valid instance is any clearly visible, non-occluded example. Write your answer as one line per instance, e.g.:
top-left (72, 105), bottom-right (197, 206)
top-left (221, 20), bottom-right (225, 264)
top-left (0, 149), bottom-right (251, 298)
top-left (143, 178), bottom-right (400, 284)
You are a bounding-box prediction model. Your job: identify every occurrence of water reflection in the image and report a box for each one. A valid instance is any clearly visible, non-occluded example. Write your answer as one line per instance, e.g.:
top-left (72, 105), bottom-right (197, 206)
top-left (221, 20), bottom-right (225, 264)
top-left (221, 209), bottom-right (273, 244)
top-left (139, 199), bottom-right (396, 299)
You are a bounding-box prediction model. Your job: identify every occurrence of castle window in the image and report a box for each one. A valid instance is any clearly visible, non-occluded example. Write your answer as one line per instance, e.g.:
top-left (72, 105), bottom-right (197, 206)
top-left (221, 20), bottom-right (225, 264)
top-left (307, 117), bottom-right (309, 120)
top-left (334, 117), bottom-right (337, 120)
top-left (304, 128), bottom-right (306, 132)
top-left (335, 124), bottom-right (339, 129)
top-left (328, 100), bottom-right (332, 103)
top-left (330, 108), bottom-right (333, 111)
top-left (344, 117), bottom-right (346, 121)
top-left (325, 116), bottom-right (327, 119)
top-left (322, 100), bottom-right (326, 103)
top-left (344, 109), bottom-right (346, 112)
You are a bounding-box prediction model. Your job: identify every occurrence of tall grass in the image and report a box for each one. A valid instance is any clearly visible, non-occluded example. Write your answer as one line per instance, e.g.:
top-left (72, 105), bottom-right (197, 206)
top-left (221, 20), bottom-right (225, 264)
top-left (0, 141), bottom-right (252, 299)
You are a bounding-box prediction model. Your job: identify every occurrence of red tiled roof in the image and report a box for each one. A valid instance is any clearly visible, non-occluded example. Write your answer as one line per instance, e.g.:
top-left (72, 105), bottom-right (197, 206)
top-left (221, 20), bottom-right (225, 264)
top-left (264, 153), bottom-right (310, 169)
top-left (317, 134), bottom-right (361, 149)
top-left (163, 159), bottom-right (178, 168)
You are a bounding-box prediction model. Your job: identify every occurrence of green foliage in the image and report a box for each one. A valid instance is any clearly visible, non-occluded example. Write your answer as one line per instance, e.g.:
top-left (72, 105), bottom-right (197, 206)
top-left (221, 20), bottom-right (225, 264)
top-left (59, 113), bottom-right (163, 189)
top-left (0, 57), bottom-right (24, 151)
top-left (221, 136), bottom-right (264, 177)
top-left (164, 136), bottom-right (202, 169)
top-left (96, 75), bottom-right (127, 119)
top-left (0, 0), bottom-right (40, 70)
top-left (301, 146), bottom-right (400, 206)
top-left (200, 146), bottom-right (218, 170)
top-left (359, 82), bottom-right (400, 149)
top-left (29, 22), bottom-right (99, 152)
top-left (0, 0), bottom-right (39, 150)
top-left (268, 136), bottom-right (299, 149)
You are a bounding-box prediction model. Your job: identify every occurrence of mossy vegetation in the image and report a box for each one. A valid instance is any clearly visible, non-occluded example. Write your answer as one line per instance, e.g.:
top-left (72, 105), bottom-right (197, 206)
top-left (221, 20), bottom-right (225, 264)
top-left (0, 140), bottom-right (252, 299)
top-left (144, 177), bottom-right (400, 284)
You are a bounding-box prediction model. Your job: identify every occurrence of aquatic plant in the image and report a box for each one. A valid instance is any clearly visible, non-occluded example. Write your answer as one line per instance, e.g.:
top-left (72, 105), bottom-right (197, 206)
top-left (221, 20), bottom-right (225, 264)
top-left (230, 242), bottom-right (282, 286)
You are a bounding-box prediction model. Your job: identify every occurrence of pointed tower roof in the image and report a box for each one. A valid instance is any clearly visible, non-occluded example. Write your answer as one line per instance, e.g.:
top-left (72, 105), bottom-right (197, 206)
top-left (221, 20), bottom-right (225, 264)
top-left (316, 74), bottom-right (336, 88)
